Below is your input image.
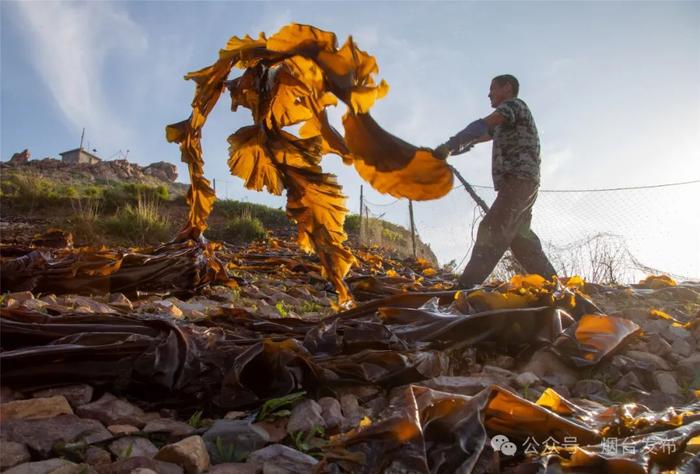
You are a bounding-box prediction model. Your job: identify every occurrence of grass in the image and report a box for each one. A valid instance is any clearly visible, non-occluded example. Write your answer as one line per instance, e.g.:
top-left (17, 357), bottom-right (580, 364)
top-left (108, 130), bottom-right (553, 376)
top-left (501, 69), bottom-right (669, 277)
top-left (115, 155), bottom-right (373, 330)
top-left (103, 192), bottom-right (172, 245)
top-left (214, 199), bottom-right (287, 228)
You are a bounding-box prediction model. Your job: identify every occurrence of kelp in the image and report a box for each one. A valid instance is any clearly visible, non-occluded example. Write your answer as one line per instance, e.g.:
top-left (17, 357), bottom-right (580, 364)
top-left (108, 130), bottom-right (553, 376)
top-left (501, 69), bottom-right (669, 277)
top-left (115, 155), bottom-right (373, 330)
top-left (1, 274), bottom-right (697, 472)
top-left (166, 23), bottom-right (454, 303)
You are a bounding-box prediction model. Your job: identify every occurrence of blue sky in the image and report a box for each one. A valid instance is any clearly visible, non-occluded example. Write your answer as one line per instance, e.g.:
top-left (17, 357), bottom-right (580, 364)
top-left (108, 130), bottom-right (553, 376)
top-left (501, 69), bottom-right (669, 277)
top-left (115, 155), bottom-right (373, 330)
top-left (2, 1), bottom-right (699, 276)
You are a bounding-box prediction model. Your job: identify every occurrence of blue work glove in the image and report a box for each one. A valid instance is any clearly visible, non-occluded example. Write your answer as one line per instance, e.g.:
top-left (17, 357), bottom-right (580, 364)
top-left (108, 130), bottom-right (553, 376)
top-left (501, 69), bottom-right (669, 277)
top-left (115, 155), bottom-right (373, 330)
top-left (437, 118), bottom-right (489, 158)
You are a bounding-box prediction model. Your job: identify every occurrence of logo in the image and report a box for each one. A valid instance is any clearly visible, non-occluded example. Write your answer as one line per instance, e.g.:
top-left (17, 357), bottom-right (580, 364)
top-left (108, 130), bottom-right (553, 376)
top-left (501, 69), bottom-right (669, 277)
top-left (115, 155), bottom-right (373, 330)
top-left (491, 434), bottom-right (517, 456)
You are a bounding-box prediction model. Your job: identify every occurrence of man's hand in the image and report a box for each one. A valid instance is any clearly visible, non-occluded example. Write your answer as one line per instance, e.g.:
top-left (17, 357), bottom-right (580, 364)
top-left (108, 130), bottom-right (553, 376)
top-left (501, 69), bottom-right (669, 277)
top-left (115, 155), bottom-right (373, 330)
top-left (434, 144), bottom-right (451, 160)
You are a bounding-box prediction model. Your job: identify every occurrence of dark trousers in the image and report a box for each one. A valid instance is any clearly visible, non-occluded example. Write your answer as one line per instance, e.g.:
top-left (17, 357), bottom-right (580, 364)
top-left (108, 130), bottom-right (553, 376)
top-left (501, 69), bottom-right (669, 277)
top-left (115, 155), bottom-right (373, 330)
top-left (459, 176), bottom-right (557, 287)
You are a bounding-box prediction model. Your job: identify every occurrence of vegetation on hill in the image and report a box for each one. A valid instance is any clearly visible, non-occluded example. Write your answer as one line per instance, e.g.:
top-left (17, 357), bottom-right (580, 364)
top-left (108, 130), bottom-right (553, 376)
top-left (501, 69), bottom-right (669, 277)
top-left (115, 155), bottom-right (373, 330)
top-left (0, 170), bottom-right (437, 263)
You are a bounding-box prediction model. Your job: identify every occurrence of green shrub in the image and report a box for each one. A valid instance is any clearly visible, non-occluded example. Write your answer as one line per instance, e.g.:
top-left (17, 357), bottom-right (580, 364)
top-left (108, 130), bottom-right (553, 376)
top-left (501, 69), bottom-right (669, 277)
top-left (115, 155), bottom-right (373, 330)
top-left (62, 186), bottom-right (79, 199)
top-left (103, 193), bottom-right (172, 245)
top-left (214, 200), bottom-right (287, 228)
top-left (344, 214), bottom-right (361, 235)
top-left (68, 198), bottom-right (102, 242)
top-left (219, 215), bottom-right (267, 244)
top-left (6, 174), bottom-right (60, 210)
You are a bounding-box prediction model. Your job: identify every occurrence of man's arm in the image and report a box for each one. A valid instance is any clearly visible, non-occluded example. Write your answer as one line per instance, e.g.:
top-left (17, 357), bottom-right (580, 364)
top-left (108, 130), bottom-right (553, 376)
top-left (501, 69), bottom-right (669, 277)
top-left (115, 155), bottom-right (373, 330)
top-left (434, 111), bottom-right (506, 159)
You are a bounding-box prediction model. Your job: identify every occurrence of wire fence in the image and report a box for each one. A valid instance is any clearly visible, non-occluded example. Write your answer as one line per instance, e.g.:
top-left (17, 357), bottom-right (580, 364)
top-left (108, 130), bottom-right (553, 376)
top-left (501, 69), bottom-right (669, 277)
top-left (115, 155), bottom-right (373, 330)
top-left (212, 176), bottom-right (700, 283)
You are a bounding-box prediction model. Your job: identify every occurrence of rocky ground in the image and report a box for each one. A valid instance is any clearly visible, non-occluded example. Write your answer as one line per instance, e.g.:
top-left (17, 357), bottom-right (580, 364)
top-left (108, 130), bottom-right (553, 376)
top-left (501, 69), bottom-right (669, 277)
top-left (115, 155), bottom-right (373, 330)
top-left (1, 233), bottom-right (699, 473)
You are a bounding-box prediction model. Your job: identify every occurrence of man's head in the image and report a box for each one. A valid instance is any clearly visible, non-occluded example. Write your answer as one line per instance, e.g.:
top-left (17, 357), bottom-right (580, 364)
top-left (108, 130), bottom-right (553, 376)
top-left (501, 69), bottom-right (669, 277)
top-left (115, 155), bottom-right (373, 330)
top-left (489, 74), bottom-right (519, 108)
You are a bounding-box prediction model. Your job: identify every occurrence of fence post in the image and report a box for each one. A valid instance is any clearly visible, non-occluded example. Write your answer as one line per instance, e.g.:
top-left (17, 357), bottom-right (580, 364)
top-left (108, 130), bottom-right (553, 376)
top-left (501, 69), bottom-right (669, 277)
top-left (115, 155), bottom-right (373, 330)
top-left (409, 199), bottom-right (417, 258)
top-left (359, 185), bottom-right (364, 244)
top-left (213, 178), bottom-right (216, 195)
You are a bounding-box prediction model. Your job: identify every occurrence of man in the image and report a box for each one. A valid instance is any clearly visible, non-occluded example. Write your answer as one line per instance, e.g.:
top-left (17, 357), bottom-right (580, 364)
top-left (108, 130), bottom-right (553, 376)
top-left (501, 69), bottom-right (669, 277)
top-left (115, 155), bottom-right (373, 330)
top-left (434, 74), bottom-right (557, 288)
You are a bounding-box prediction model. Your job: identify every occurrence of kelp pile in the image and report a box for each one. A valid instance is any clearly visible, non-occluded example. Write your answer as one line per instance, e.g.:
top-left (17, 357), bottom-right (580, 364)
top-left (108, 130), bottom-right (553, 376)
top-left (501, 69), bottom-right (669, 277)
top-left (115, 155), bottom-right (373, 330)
top-left (166, 23), bottom-right (453, 303)
top-left (2, 265), bottom-right (699, 472)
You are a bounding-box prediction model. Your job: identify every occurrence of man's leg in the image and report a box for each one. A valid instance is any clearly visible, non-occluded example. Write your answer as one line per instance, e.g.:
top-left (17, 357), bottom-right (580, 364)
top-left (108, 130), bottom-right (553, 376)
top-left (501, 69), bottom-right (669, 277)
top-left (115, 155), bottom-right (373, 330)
top-left (510, 216), bottom-right (558, 280)
top-left (458, 178), bottom-right (537, 288)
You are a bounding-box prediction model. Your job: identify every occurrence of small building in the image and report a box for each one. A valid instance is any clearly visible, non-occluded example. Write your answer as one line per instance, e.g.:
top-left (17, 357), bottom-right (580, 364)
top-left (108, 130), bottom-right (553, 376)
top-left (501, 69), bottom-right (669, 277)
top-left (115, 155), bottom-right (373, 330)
top-left (59, 148), bottom-right (102, 165)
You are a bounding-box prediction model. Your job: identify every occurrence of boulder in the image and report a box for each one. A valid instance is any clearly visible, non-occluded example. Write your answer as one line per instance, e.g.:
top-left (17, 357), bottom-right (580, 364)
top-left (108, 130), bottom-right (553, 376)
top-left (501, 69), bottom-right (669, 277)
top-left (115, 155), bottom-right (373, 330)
top-left (143, 418), bottom-right (195, 438)
top-left (76, 393), bottom-right (146, 428)
top-left (1, 414), bottom-right (112, 456)
top-left (318, 398), bottom-right (344, 431)
top-left (94, 456), bottom-right (183, 474)
top-left (0, 440), bottom-right (31, 470)
top-left (3, 458), bottom-right (76, 474)
top-left (202, 420), bottom-right (268, 464)
top-left (0, 396), bottom-right (73, 421)
top-left (521, 349), bottom-right (578, 387)
top-left (8, 149), bottom-right (30, 166)
top-left (108, 437), bottom-right (158, 459)
top-left (32, 385), bottom-right (93, 408)
top-left (286, 399), bottom-right (324, 434)
top-left (143, 162), bottom-right (178, 182)
top-left (85, 446), bottom-right (112, 466)
top-left (247, 444), bottom-right (318, 473)
top-left (625, 351), bottom-right (671, 371)
top-left (653, 371), bottom-right (681, 395)
top-left (154, 436), bottom-right (210, 474)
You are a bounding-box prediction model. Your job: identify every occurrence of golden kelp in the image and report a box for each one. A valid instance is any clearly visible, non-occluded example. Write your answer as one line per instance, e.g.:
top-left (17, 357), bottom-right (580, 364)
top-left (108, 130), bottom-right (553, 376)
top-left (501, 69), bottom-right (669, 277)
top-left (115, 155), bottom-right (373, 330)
top-left (167, 23), bottom-right (454, 303)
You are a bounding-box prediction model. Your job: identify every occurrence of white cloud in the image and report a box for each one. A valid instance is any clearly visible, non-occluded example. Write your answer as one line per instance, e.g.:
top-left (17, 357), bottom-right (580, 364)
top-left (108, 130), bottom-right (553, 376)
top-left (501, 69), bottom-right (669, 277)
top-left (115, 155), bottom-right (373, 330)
top-left (14, 1), bottom-right (147, 152)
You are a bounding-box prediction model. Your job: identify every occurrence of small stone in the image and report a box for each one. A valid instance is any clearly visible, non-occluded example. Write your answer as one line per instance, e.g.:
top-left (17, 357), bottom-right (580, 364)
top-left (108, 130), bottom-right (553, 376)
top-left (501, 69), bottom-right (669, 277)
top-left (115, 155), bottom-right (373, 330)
top-left (671, 338), bottom-right (693, 357)
top-left (317, 398), bottom-right (343, 431)
top-left (654, 371), bottom-right (681, 395)
top-left (85, 446), bottom-right (112, 466)
top-left (1, 414), bottom-right (112, 456)
top-left (286, 399), bottom-right (325, 434)
top-left (154, 436), bottom-right (210, 474)
top-left (109, 437), bottom-right (158, 459)
top-left (613, 372), bottom-right (644, 391)
top-left (109, 293), bottom-right (133, 311)
top-left (3, 458), bottom-right (76, 474)
top-left (663, 325), bottom-right (692, 342)
top-left (209, 463), bottom-right (258, 474)
top-left (253, 419), bottom-right (287, 443)
top-left (223, 411), bottom-right (247, 420)
top-left (107, 425), bottom-right (140, 435)
top-left (625, 351), bottom-right (671, 371)
top-left (129, 470), bottom-right (158, 474)
top-left (0, 395), bottom-right (73, 421)
top-left (94, 456), bottom-right (183, 474)
top-left (422, 375), bottom-right (511, 395)
top-left (642, 319), bottom-right (667, 334)
top-left (521, 349), bottom-right (579, 387)
top-left (5, 291), bottom-right (34, 304)
top-left (490, 355), bottom-right (515, 370)
top-left (247, 444), bottom-right (318, 473)
top-left (32, 384), bottom-right (93, 408)
top-left (514, 372), bottom-right (540, 388)
top-left (573, 380), bottom-right (608, 400)
top-left (202, 420), bottom-right (268, 464)
top-left (143, 418), bottom-right (195, 438)
top-left (0, 440), bottom-right (31, 470)
top-left (76, 393), bottom-right (146, 428)
top-left (646, 334), bottom-right (672, 356)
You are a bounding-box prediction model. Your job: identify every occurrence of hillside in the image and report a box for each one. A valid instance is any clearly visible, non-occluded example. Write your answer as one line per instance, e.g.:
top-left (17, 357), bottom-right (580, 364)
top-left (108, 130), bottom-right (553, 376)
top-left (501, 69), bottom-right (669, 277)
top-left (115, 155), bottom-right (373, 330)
top-left (0, 159), bottom-right (438, 264)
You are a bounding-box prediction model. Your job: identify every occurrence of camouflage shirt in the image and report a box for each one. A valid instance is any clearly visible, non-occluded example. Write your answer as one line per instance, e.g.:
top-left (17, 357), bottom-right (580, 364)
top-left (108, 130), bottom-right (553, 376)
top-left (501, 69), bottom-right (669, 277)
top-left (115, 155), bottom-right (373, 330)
top-left (491, 98), bottom-right (540, 191)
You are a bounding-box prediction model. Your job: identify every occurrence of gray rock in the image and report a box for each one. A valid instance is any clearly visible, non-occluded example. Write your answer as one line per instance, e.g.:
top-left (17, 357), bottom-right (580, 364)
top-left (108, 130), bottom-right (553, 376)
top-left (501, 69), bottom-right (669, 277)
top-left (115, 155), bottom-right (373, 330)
top-left (663, 325), bottom-right (692, 342)
top-left (646, 334), bottom-right (672, 356)
top-left (514, 372), bottom-right (540, 388)
top-left (339, 394), bottom-right (366, 428)
top-left (143, 418), bottom-right (195, 438)
top-left (1, 414), bottom-right (112, 456)
top-left (625, 351), bottom-right (671, 371)
top-left (85, 446), bottom-right (112, 466)
top-left (671, 338), bottom-right (693, 357)
top-left (421, 375), bottom-right (510, 395)
top-left (94, 456), bottom-right (183, 474)
top-left (654, 371), bottom-right (681, 395)
top-left (202, 420), bottom-right (268, 464)
top-left (128, 470), bottom-right (158, 474)
top-left (286, 399), bottom-right (324, 434)
top-left (3, 458), bottom-right (75, 474)
top-left (613, 372), bottom-right (644, 392)
top-left (318, 397), bottom-right (343, 431)
top-left (208, 463), bottom-right (258, 474)
top-left (0, 395), bottom-right (73, 420)
top-left (638, 390), bottom-right (684, 411)
top-left (573, 380), bottom-right (608, 400)
top-left (107, 425), bottom-right (140, 435)
top-left (108, 437), bottom-right (158, 459)
top-left (642, 319), bottom-right (667, 335)
top-left (247, 444), bottom-right (318, 473)
top-left (31, 385), bottom-right (93, 408)
top-left (0, 440), bottom-right (31, 470)
top-left (154, 435), bottom-right (210, 474)
top-left (76, 393), bottom-right (146, 428)
top-left (521, 349), bottom-right (578, 387)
